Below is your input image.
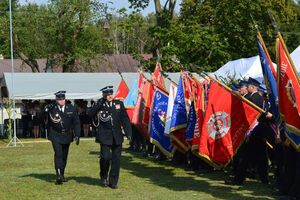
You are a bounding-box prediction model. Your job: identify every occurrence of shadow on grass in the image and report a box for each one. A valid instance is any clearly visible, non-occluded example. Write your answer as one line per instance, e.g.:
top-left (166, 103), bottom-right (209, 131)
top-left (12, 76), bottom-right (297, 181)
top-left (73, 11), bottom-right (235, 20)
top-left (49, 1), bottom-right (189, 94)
top-left (89, 151), bottom-right (100, 155)
top-left (68, 176), bottom-right (100, 186)
top-left (120, 151), bottom-right (275, 200)
top-left (20, 173), bottom-right (100, 186)
top-left (20, 173), bottom-right (56, 183)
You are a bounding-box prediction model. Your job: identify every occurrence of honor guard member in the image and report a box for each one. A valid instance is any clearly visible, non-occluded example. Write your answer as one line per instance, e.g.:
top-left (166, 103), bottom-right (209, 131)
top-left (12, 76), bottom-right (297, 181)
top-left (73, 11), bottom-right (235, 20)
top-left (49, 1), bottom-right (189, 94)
top-left (41, 91), bottom-right (81, 184)
top-left (258, 86), bottom-right (266, 97)
top-left (231, 81), bottom-right (249, 177)
top-left (231, 83), bottom-right (240, 95)
top-left (226, 77), bottom-right (272, 185)
top-left (88, 86), bottom-right (132, 189)
top-left (238, 80), bottom-right (250, 98)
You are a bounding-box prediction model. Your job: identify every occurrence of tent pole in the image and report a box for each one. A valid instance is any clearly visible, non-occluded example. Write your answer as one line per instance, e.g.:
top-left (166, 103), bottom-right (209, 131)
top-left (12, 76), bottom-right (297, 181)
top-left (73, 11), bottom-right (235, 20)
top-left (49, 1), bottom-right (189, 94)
top-left (6, 0), bottom-right (23, 147)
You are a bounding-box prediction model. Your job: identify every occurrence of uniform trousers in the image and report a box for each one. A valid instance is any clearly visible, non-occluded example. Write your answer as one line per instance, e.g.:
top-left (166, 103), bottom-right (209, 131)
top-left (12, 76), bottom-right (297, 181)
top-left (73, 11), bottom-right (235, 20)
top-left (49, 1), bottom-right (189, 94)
top-left (100, 143), bottom-right (122, 186)
top-left (234, 136), bottom-right (268, 184)
top-left (288, 150), bottom-right (300, 198)
top-left (51, 141), bottom-right (70, 170)
top-left (279, 146), bottom-right (297, 195)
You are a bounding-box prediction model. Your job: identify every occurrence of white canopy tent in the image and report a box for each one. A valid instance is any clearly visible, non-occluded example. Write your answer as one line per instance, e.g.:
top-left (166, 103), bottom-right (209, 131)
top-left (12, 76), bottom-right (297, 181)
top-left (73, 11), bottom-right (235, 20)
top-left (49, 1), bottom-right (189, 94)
top-left (0, 72), bottom-right (186, 137)
top-left (211, 55), bottom-right (267, 82)
top-left (1, 72), bottom-right (184, 100)
top-left (211, 45), bottom-right (300, 84)
top-left (291, 45), bottom-right (300, 71)
top-left (2, 73), bottom-right (136, 99)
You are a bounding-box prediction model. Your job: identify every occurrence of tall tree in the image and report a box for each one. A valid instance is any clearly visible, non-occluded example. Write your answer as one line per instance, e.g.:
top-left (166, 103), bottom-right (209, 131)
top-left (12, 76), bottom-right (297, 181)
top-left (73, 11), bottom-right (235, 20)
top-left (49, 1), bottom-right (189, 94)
top-left (128, 0), bottom-right (179, 67)
top-left (47, 0), bottom-right (110, 72)
top-left (0, 0), bottom-right (18, 16)
top-left (128, 0), bottom-right (297, 72)
top-left (13, 4), bottom-right (51, 72)
top-left (280, 0), bottom-right (300, 52)
top-left (180, 0), bottom-right (296, 62)
top-left (110, 9), bottom-right (153, 54)
top-left (0, 0), bottom-right (18, 59)
top-left (2, 0), bottom-right (112, 72)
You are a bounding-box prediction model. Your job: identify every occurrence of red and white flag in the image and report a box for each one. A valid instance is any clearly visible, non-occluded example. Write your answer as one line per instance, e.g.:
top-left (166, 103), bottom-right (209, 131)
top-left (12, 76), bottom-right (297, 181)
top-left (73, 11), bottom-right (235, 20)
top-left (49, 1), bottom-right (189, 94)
top-left (114, 78), bottom-right (129, 101)
top-left (132, 76), bottom-right (150, 138)
top-left (142, 62), bottom-right (166, 128)
top-left (191, 79), bottom-right (205, 154)
top-left (278, 40), bottom-right (300, 137)
top-left (198, 81), bottom-right (260, 169)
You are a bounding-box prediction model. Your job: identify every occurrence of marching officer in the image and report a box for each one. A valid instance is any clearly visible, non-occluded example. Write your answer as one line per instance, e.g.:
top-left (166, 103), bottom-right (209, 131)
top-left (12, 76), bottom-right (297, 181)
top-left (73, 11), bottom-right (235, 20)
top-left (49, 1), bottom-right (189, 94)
top-left (41, 91), bottom-right (81, 184)
top-left (88, 86), bottom-right (132, 189)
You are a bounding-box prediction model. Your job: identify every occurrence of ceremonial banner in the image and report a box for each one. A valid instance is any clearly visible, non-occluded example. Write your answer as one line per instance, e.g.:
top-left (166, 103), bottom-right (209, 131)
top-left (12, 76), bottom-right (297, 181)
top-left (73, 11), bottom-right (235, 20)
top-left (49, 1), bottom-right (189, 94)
top-left (191, 79), bottom-right (205, 154)
top-left (198, 81), bottom-right (261, 169)
top-left (169, 74), bottom-right (186, 127)
top-left (278, 40), bottom-right (300, 149)
top-left (164, 83), bottom-right (177, 135)
top-left (149, 88), bottom-right (175, 157)
top-left (257, 37), bottom-right (280, 124)
top-left (186, 101), bottom-right (196, 142)
top-left (143, 62), bottom-right (166, 127)
top-left (203, 80), bottom-right (210, 109)
top-left (132, 76), bottom-right (149, 137)
top-left (169, 71), bottom-right (191, 152)
top-left (170, 72), bottom-right (192, 131)
top-left (114, 78), bottom-right (129, 101)
top-left (186, 78), bottom-right (204, 145)
top-left (182, 71), bottom-right (193, 109)
top-left (152, 62), bottom-right (166, 89)
top-left (278, 39), bottom-right (300, 116)
top-left (124, 73), bottom-right (142, 120)
top-left (283, 122), bottom-right (300, 150)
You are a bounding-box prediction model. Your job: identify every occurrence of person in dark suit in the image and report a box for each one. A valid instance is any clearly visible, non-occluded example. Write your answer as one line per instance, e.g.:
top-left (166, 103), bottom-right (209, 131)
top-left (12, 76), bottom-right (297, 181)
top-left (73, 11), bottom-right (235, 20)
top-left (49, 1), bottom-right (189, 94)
top-left (88, 86), bottom-right (132, 189)
top-left (41, 91), bottom-right (81, 184)
top-left (226, 77), bottom-right (272, 185)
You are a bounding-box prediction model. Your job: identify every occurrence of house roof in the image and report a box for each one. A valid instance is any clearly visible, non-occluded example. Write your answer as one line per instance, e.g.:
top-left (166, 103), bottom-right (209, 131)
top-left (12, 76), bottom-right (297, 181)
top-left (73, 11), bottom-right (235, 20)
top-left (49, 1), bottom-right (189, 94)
top-left (0, 54), bottom-right (152, 77)
top-left (0, 59), bottom-right (47, 77)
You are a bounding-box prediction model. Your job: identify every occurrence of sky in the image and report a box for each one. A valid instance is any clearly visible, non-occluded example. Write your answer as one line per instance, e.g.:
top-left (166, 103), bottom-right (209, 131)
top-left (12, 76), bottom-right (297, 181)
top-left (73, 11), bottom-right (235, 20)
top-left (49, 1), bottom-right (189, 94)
top-left (19, 0), bottom-right (182, 16)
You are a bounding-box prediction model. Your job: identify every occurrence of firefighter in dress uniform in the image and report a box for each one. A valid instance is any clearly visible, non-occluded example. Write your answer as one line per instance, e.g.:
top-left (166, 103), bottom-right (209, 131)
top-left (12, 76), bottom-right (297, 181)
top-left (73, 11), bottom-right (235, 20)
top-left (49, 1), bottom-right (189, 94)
top-left (226, 77), bottom-right (273, 185)
top-left (239, 80), bottom-right (251, 99)
top-left (41, 91), bottom-right (81, 184)
top-left (88, 86), bottom-right (132, 189)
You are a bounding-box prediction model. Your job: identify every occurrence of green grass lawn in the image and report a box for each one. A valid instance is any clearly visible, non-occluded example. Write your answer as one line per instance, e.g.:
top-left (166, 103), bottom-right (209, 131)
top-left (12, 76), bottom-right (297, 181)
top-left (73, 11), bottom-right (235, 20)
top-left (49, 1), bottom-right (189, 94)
top-left (0, 138), bottom-right (278, 200)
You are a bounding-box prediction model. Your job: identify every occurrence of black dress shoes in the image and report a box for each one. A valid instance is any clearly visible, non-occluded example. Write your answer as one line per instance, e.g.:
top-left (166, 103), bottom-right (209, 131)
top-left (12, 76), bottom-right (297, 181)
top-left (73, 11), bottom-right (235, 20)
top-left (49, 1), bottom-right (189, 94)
top-left (108, 184), bottom-right (118, 189)
top-left (100, 178), bottom-right (108, 187)
top-left (62, 177), bottom-right (68, 182)
top-left (56, 176), bottom-right (63, 184)
top-left (56, 169), bottom-right (63, 185)
top-left (61, 169), bottom-right (68, 182)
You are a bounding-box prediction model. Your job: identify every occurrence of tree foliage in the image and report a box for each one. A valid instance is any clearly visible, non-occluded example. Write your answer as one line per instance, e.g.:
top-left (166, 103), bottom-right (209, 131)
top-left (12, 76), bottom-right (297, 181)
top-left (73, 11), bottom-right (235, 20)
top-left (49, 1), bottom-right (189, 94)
top-left (0, 0), bottom-right (18, 59)
top-left (0, 0), bottom-right (112, 72)
top-left (41, 0), bottom-right (111, 72)
top-left (0, 0), bottom-right (300, 73)
top-left (129, 0), bottom-right (299, 72)
top-left (109, 9), bottom-right (153, 54)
